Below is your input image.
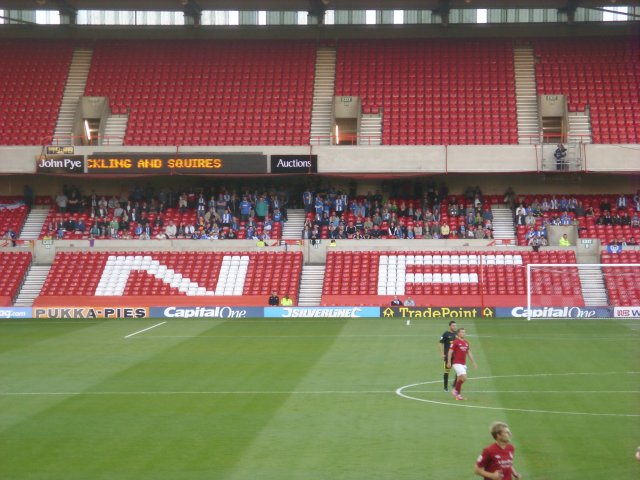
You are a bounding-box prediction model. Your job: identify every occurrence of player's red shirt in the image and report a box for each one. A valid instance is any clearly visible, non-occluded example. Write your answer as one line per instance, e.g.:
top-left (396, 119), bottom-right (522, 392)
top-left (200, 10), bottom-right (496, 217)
top-left (476, 443), bottom-right (515, 480)
top-left (449, 338), bottom-right (470, 365)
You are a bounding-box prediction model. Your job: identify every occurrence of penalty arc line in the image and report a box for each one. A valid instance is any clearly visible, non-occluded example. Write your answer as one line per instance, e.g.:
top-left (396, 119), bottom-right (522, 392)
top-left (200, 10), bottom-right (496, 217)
top-left (395, 371), bottom-right (640, 418)
top-left (124, 321), bottom-right (166, 339)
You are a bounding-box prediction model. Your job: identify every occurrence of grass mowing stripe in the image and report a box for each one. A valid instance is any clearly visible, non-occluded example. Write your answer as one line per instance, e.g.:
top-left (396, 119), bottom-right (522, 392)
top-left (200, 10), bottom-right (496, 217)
top-left (0, 318), bottom-right (348, 480)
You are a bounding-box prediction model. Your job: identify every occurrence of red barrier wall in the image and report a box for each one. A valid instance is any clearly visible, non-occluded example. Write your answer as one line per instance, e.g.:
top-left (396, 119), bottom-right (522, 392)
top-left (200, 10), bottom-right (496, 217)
top-left (0, 296), bottom-right (11, 307)
top-left (33, 295), bottom-right (296, 308)
top-left (321, 294), bottom-right (584, 308)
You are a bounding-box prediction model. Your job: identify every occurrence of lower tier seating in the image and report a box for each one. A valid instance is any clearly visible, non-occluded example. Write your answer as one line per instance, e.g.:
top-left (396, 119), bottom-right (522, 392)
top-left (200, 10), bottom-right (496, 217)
top-left (601, 251), bottom-right (640, 306)
top-left (36, 251), bottom-right (302, 306)
top-left (0, 205), bottom-right (27, 239)
top-left (0, 252), bottom-right (31, 305)
top-left (323, 250), bottom-right (582, 307)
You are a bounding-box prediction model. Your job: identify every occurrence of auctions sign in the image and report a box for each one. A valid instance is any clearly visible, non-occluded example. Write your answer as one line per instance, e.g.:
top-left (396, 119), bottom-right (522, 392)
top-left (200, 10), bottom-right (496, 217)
top-left (270, 155), bottom-right (318, 173)
top-left (86, 153), bottom-right (267, 174)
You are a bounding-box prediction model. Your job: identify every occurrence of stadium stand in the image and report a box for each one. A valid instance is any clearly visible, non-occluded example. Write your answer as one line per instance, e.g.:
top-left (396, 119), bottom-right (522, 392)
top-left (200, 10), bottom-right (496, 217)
top-left (84, 41), bottom-right (315, 146)
top-left (0, 40), bottom-right (74, 145)
top-left (514, 194), bottom-right (639, 246)
top-left (0, 200), bottom-right (28, 239)
top-left (0, 252), bottom-right (31, 306)
top-left (322, 250), bottom-right (582, 307)
top-left (533, 37), bottom-right (640, 144)
top-left (35, 251), bottom-right (302, 306)
top-left (335, 39), bottom-right (518, 145)
top-left (601, 251), bottom-right (640, 306)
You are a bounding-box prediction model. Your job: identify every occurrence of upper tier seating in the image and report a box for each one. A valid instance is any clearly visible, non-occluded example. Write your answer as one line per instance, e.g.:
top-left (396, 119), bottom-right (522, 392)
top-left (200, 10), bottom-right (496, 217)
top-left (84, 41), bottom-right (315, 146)
top-left (534, 38), bottom-right (640, 144)
top-left (323, 250), bottom-right (581, 306)
top-left (0, 252), bottom-right (31, 305)
top-left (335, 40), bottom-right (518, 145)
top-left (601, 251), bottom-right (640, 306)
top-left (0, 41), bottom-right (74, 145)
top-left (38, 251), bottom-right (301, 300)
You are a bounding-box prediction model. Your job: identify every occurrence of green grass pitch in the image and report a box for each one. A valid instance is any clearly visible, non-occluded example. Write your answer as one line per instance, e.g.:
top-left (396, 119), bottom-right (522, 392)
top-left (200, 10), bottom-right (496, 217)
top-left (0, 317), bottom-right (638, 480)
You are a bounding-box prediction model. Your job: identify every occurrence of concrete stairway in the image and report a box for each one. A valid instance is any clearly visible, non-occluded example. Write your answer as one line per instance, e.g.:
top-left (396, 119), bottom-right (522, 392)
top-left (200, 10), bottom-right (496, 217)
top-left (102, 113), bottom-right (129, 146)
top-left (359, 112), bottom-right (382, 145)
top-left (578, 265), bottom-right (608, 307)
top-left (567, 111), bottom-right (592, 145)
top-left (490, 205), bottom-right (516, 242)
top-left (297, 265), bottom-right (325, 307)
top-left (282, 209), bottom-right (306, 239)
top-left (19, 207), bottom-right (50, 240)
top-left (513, 45), bottom-right (540, 144)
top-left (52, 48), bottom-right (93, 145)
top-left (309, 47), bottom-right (336, 146)
top-left (14, 265), bottom-right (51, 306)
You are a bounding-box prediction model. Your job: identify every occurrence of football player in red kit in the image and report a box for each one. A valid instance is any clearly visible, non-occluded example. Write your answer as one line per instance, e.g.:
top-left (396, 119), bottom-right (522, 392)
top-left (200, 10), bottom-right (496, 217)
top-left (446, 327), bottom-right (477, 400)
top-left (474, 421), bottom-right (521, 480)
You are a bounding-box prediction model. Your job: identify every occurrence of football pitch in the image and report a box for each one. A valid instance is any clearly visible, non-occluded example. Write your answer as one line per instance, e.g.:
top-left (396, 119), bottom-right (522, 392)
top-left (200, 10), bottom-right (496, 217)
top-left (0, 317), bottom-right (638, 480)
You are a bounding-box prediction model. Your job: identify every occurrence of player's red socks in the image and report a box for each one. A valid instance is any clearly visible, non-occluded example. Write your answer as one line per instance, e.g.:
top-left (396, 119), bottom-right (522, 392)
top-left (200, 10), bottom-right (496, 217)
top-left (455, 379), bottom-right (463, 393)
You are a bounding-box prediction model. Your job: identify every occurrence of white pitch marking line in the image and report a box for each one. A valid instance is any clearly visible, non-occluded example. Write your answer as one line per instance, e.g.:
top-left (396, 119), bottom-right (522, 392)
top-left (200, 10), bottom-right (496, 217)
top-left (396, 372), bottom-right (640, 417)
top-left (124, 321), bottom-right (166, 339)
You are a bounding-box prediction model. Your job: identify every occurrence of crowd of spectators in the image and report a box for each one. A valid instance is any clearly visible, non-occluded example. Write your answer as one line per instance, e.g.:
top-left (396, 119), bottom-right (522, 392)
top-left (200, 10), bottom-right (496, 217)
top-left (512, 191), bottom-right (640, 248)
top-left (47, 183), bottom-right (289, 240)
top-left (301, 183), bottom-right (494, 241)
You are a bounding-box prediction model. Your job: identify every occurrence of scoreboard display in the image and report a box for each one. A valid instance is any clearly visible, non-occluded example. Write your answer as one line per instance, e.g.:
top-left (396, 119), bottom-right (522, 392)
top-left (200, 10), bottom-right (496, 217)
top-left (86, 153), bottom-right (267, 174)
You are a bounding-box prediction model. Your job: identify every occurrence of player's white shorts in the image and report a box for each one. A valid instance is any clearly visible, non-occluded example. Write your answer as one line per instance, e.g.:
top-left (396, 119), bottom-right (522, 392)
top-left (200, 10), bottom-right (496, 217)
top-left (453, 363), bottom-right (467, 376)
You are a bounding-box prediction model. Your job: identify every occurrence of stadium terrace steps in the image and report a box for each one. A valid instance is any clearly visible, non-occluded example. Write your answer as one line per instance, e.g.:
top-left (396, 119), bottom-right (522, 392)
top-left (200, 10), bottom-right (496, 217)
top-left (490, 204), bottom-right (516, 241)
top-left (513, 45), bottom-right (540, 144)
top-left (577, 265), bottom-right (608, 307)
top-left (102, 114), bottom-right (129, 146)
top-left (567, 111), bottom-right (592, 144)
top-left (359, 112), bottom-right (382, 146)
top-left (297, 265), bottom-right (326, 307)
top-left (282, 209), bottom-right (306, 239)
top-left (19, 207), bottom-right (50, 240)
top-left (14, 265), bottom-right (51, 306)
top-left (310, 47), bottom-right (337, 145)
top-left (52, 48), bottom-right (93, 146)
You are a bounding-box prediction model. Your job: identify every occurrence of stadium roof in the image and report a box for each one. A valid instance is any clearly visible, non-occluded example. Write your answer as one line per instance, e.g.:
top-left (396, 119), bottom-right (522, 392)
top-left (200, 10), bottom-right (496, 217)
top-left (0, 0), bottom-right (636, 12)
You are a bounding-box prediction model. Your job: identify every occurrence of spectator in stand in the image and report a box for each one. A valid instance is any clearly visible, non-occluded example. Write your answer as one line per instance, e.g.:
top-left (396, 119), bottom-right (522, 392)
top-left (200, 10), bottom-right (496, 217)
top-left (559, 233), bottom-right (571, 247)
top-left (554, 143), bottom-right (567, 170)
top-left (631, 213), bottom-right (640, 228)
top-left (76, 218), bottom-right (86, 233)
top-left (89, 223), bottom-right (100, 237)
top-left (515, 203), bottom-right (526, 226)
top-left (549, 195), bottom-right (559, 211)
top-left (390, 295), bottom-right (403, 306)
top-left (628, 237), bottom-right (638, 246)
top-left (268, 291), bottom-right (279, 306)
top-left (161, 221), bottom-right (176, 239)
top-left (440, 223), bottom-right (450, 239)
top-left (55, 191), bottom-right (68, 213)
top-left (617, 194), bottom-right (628, 210)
